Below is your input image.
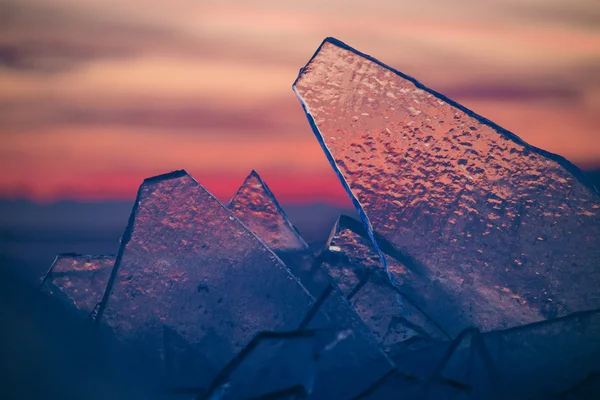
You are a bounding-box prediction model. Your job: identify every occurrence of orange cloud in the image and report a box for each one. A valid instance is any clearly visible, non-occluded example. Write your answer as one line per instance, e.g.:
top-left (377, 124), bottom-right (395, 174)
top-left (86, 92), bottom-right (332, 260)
top-left (0, 0), bottom-right (598, 203)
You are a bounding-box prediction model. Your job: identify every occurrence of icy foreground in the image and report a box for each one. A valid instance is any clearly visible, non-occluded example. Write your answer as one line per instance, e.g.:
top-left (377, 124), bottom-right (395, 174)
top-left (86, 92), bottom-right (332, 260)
top-left (34, 38), bottom-right (600, 399)
top-left (94, 171), bottom-right (317, 389)
top-left (88, 170), bottom-right (392, 398)
top-left (294, 37), bottom-right (600, 336)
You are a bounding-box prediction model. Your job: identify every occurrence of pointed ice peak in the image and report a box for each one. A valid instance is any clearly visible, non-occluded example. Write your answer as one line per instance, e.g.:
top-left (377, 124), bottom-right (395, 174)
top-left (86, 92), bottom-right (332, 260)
top-left (40, 254), bottom-right (115, 316)
top-left (228, 170), bottom-right (310, 254)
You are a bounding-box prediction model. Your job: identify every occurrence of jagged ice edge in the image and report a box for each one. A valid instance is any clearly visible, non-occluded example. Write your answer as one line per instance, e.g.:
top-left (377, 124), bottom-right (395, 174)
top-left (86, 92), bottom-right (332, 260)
top-left (292, 36), bottom-right (600, 291)
top-left (95, 170), bottom-right (317, 324)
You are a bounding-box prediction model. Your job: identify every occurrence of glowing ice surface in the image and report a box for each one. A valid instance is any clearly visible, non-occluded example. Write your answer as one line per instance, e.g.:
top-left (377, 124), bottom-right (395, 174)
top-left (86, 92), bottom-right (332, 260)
top-left (294, 37), bottom-right (600, 335)
top-left (40, 254), bottom-right (115, 316)
top-left (227, 171), bottom-right (315, 285)
top-left (228, 170), bottom-right (310, 256)
top-left (95, 171), bottom-right (315, 387)
top-left (227, 171), bottom-right (395, 398)
top-left (320, 215), bottom-right (449, 353)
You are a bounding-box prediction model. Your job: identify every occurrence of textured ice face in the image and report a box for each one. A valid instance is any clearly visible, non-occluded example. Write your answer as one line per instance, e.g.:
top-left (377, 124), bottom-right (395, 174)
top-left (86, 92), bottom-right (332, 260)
top-left (294, 38), bottom-right (600, 335)
top-left (228, 171), bottom-right (310, 255)
top-left (95, 171), bottom-right (315, 386)
top-left (40, 254), bottom-right (115, 316)
top-left (320, 216), bottom-right (450, 354)
top-left (227, 171), bottom-right (316, 286)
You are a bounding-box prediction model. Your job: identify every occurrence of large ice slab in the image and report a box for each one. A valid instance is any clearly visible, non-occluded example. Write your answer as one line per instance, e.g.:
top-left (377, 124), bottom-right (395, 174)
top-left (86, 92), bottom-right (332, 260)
top-left (227, 171), bottom-right (395, 398)
top-left (40, 254), bottom-right (115, 317)
top-left (320, 215), bottom-right (450, 353)
top-left (94, 171), bottom-right (316, 388)
top-left (294, 37), bottom-right (600, 335)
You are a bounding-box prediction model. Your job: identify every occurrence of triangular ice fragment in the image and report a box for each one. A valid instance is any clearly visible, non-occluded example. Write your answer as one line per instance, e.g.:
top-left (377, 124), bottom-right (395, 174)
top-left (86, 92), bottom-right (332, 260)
top-left (228, 171), bottom-right (395, 398)
top-left (95, 171), bottom-right (316, 388)
top-left (228, 170), bottom-right (311, 258)
top-left (320, 215), bottom-right (450, 353)
top-left (40, 254), bottom-right (115, 317)
top-left (294, 37), bottom-right (600, 335)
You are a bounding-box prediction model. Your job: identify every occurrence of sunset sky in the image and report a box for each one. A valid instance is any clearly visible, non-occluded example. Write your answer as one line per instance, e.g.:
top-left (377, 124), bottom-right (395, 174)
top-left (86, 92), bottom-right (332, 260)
top-left (1, 0), bottom-right (599, 205)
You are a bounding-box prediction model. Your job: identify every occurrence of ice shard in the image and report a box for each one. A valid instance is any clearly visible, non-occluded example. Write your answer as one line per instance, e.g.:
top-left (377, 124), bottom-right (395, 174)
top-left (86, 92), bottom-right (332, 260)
top-left (226, 171), bottom-right (315, 299)
top-left (94, 171), bottom-right (316, 388)
top-left (294, 37), bottom-right (600, 335)
top-left (319, 215), bottom-right (450, 354)
top-left (40, 254), bottom-right (115, 317)
top-left (227, 171), bottom-right (395, 398)
top-left (390, 309), bottom-right (600, 398)
top-left (228, 170), bottom-right (311, 259)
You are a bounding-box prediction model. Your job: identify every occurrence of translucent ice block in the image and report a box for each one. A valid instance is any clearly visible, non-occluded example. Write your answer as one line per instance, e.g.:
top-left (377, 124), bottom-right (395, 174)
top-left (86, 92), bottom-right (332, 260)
top-left (40, 254), bottom-right (115, 317)
top-left (227, 171), bottom-right (395, 398)
top-left (320, 215), bottom-right (450, 354)
top-left (294, 37), bottom-right (600, 335)
top-left (95, 171), bottom-right (316, 388)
